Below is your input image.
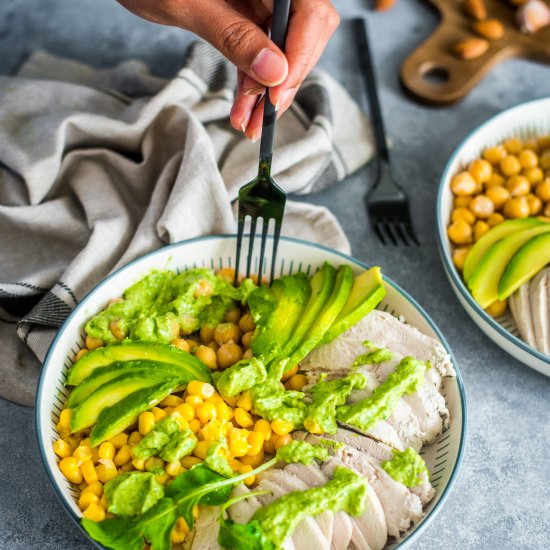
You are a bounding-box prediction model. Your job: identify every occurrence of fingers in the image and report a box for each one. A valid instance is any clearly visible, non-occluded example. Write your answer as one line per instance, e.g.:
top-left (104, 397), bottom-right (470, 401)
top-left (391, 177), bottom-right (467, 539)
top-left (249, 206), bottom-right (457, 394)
top-left (230, 70), bottom-right (263, 132)
top-left (186, 0), bottom-right (288, 87)
top-left (269, 0), bottom-right (340, 110)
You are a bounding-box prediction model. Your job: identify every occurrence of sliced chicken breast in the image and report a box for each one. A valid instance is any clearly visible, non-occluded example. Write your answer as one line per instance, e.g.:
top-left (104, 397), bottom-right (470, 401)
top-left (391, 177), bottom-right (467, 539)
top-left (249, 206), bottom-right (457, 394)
top-left (510, 283), bottom-right (537, 347)
top-left (529, 269), bottom-right (549, 354)
top-left (191, 506), bottom-right (221, 550)
top-left (229, 484), bottom-right (262, 524)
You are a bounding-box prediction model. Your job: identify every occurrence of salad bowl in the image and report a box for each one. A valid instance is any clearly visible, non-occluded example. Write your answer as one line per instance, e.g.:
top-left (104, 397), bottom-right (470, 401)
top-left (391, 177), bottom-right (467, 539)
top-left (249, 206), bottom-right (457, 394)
top-left (436, 97), bottom-right (550, 377)
top-left (36, 235), bottom-right (467, 549)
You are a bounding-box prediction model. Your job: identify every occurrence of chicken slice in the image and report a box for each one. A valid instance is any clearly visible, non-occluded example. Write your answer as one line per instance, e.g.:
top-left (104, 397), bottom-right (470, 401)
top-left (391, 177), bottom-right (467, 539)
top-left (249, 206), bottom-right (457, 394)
top-left (228, 484), bottom-right (261, 524)
top-left (190, 506), bottom-right (221, 550)
top-left (510, 283), bottom-right (537, 347)
top-left (529, 268), bottom-right (549, 354)
top-left (255, 478), bottom-right (330, 550)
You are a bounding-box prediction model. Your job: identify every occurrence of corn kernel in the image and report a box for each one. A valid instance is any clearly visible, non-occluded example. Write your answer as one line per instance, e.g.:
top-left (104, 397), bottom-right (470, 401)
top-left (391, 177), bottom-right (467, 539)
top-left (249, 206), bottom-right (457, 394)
top-left (58, 408), bottom-right (72, 430)
top-left (201, 419), bottom-right (224, 441)
top-left (79, 491), bottom-right (99, 511)
top-left (181, 456), bottom-right (202, 469)
top-left (177, 517), bottom-right (189, 533)
top-left (114, 445), bottom-right (132, 466)
top-left (196, 402), bottom-right (217, 424)
top-left (73, 445), bottom-right (93, 463)
top-left (82, 481), bottom-right (103, 498)
top-left (194, 440), bottom-right (212, 459)
top-left (171, 530), bottom-right (186, 544)
top-left (59, 457), bottom-right (83, 484)
top-left (271, 420), bottom-right (293, 436)
top-left (145, 457), bottom-right (165, 474)
top-left (98, 442), bottom-right (115, 461)
top-left (155, 473), bottom-right (170, 485)
top-left (206, 392), bottom-right (224, 404)
top-left (132, 458), bottom-right (146, 471)
top-left (80, 459), bottom-right (99, 484)
top-left (83, 502), bottom-right (106, 522)
top-left (139, 411), bottom-right (156, 435)
top-left (151, 406), bottom-right (167, 422)
top-left (174, 403), bottom-right (195, 421)
top-left (223, 395), bottom-right (239, 407)
top-left (240, 449), bottom-right (265, 468)
top-left (236, 391), bottom-right (253, 412)
top-left (229, 439), bottom-right (249, 458)
top-left (96, 459), bottom-right (118, 483)
top-left (304, 419), bottom-right (323, 434)
top-left (109, 433), bottom-right (129, 449)
top-left (189, 418), bottom-right (201, 433)
top-left (53, 439), bottom-right (73, 459)
top-left (187, 381), bottom-right (215, 399)
top-left (240, 464), bottom-right (255, 486)
top-left (171, 411), bottom-right (190, 431)
top-left (234, 408), bottom-right (254, 428)
top-left (166, 460), bottom-right (184, 477)
top-left (160, 395), bottom-right (184, 408)
top-left (185, 395), bottom-right (204, 408)
top-left (63, 436), bottom-right (80, 451)
top-left (253, 419), bottom-right (272, 441)
top-left (247, 432), bottom-right (265, 455)
top-left (214, 401), bottom-right (234, 422)
top-left (128, 431), bottom-right (143, 446)
top-left (100, 494), bottom-right (108, 509)
top-left (274, 433), bottom-right (292, 450)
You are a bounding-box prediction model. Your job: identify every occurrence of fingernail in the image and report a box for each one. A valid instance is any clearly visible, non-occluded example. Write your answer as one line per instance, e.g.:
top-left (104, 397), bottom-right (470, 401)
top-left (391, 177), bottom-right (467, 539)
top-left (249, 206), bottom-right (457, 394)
top-left (240, 110), bottom-right (252, 132)
top-left (276, 88), bottom-right (296, 111)
top-left (244, 86), bottom-right (265, 96)
top-left (251, 49), bottom-right (287, 85)
top-left (250, 130), bottom-right (261, 143)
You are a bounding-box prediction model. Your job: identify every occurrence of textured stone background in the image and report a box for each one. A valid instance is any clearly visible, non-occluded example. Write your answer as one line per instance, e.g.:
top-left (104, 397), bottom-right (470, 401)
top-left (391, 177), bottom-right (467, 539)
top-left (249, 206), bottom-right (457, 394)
top-left (1, 0), bottom-right (549, 548)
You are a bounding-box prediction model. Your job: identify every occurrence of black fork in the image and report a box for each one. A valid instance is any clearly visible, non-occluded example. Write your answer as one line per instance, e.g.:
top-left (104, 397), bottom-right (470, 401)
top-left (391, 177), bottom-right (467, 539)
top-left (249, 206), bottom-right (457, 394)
top-left (235, 0), bottom-right (290, 284)
top-left (355, 17), bottom-right (420, 246)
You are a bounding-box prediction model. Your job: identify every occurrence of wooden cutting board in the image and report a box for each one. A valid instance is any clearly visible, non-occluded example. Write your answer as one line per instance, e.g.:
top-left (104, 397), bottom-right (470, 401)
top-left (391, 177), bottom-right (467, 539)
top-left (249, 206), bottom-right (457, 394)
top-left (400, 0), bottom-right (550, 105)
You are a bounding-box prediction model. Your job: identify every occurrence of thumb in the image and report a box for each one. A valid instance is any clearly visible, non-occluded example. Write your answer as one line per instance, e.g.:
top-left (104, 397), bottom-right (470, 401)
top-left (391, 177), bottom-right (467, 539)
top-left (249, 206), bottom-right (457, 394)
top-left (189, 2), bottom-right (288, 86)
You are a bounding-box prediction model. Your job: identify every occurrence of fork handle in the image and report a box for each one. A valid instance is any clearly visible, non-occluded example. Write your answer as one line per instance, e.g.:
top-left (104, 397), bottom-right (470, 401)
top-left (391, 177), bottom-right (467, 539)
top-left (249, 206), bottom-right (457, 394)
top-left (354, 17), bottom-right (390, 164)
top-left (259, 0), bottom-right (291, 160)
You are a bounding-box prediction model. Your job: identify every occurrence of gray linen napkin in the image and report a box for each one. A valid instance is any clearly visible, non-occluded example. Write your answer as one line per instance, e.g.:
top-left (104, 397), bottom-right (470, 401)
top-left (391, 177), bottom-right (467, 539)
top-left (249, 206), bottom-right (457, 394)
top-left (0, 42), bottom-right (373, 406)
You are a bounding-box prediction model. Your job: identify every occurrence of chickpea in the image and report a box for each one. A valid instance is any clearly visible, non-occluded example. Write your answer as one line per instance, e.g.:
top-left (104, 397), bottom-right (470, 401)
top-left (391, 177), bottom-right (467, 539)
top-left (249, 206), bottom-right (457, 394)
top-left (186, 339), bottom-right (199, 353)
top-left (450, 171), bottom-right (477, 195)
top-left (224, 306), bottom-right (242, 324)
top-left (506, 175), bottom-right (530, 197)
top-left (526, 194), bottom-right (543, 216)
top-left (486, 299), bottom-right (508, 318)
top-left (469, 195), bottom-right (494, 218)
top-left (537, 136), bottom-right (550, 149)
top-left (487, 213), bottom-right (505, 227)
top-left (523, 139), bottom-right (539, 153)
top-left (503, 197), bottom-right (530, 219)
top-left (474, 220), bottom-right (490, 241)
top-left (217, 342), bottom-right (243, 369)
top-left (199, 324), bottom-right (215, 344)
top-left (242, 348), bottom-right (254, 359)
top-left (171, 338), bottom-right (190, 352)
top-left (540, 150), bottom-right (550, 170)
top-left (500, 155), bottom-right (521, 177)
top-left (454, 195), bottom-right (472, 208)
top-left (483, 145), bottom-right (506, 164)
top-left (535, 178), bottom-right (550, 202)
top-left (195, 345), bottom-right (218, 370)
top-left (485, 185), bottom-right (510, 209)
top-left (216, 267), bottom-right (237, 284)
top-left (85, 336), bottom-right (104, 350)
top-left (207, 341), bottom-right (219, 352)
top-left (194, 279), bottom-right (213, 298)
top-left (452, 247), bottom-right (470, 271)
top-left (108, 318), bottom-right (126, 341)
top-left (238, 313), bottom-right (256, 333)
top-left (485, 173), bottom-right (505, 188)
top-left (523, 167), bottom-right (544, 185)
top-left (503, 138), bottom-right (523, 155)
top-left (214, 323), bottom-right (242, 346)
top-left (544, 202), bottom-right (550, 218)
top-left (241, 331), bottom-right (254, 349)
top-left (451, 207), bottom-right (476, 225)
top-left (518, 149), bottom-right (538, 169)
top-left (468, 159), bottom-right (492, 184)
top-left (447, 219), bottom-right (473, 245)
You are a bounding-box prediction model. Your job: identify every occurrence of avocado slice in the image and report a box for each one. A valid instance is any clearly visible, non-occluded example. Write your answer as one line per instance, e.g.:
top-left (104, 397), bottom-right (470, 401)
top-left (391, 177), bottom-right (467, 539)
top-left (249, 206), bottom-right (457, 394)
top-left (498, 232), bottom-right (550, 300)
top-left (271, 263), bottom-right (336, 371)
top-left (463, 218), bottom-right (546, 283)
top-left (67, 360), bottom-right (192, 408)
top-left (285, 264), bottom-right (354, 368)
top-left (70, 371), bottom-right (177, 433)
top-left (320, 266), bottom-right (386, 345)
top-left (66, 341), bottom-right (211, 386)
top-left (249, 273), bottom-right (311, 363)
top-left (468, 224), bottom-right (550, 308)
top-left (90, 380), bottom-right (180, 446)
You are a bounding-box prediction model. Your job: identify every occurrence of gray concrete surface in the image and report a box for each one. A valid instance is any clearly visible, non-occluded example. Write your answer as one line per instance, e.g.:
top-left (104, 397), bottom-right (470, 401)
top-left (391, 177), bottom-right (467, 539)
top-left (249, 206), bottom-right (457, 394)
top-left (1, 0), bottom-right (549, 548)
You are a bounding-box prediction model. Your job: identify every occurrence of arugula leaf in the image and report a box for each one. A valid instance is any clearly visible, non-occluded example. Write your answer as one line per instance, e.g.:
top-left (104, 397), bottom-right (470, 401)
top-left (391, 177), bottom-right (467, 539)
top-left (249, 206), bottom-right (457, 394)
top-left (219, 518), bottom-right (276, 550)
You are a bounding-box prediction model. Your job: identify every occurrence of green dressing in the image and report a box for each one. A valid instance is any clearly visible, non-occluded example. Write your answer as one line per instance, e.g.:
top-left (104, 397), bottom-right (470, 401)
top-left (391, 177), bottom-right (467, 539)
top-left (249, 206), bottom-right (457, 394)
top-left (204, 439), bottom-right (233, 478)
top-left (275, 440), bottom-right (328, 465)
top-left (337, 357), bottom-right (427, 432)
top-left (353, 348), bottom-right (393, 366)
top-left (216, 358), bottom-right (267, 398)
top-left (159, 429), bottom-right (197, 462)
top-left (381, 447), bottom-right (429, 487)
top-left (104, 472), bottom-right (164, 518)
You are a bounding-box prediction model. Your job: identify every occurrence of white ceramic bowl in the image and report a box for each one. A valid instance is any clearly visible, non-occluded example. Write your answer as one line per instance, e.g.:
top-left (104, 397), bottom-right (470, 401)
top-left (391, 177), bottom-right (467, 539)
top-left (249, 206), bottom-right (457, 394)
top-left (36, 235), bottom-right (466, 549)
top-left (436, 98), bottom-right (550, 378)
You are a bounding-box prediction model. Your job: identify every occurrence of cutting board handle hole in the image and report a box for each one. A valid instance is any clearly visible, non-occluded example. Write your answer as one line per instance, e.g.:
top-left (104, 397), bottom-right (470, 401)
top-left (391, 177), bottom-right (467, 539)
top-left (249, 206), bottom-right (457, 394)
top-left (420, 64), bottom-right (450, 85)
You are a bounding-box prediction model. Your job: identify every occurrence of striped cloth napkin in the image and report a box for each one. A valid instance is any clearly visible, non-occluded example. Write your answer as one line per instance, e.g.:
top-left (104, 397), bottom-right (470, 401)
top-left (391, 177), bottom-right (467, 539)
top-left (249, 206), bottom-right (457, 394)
top-left (0, 42), bottom-right (373, 405)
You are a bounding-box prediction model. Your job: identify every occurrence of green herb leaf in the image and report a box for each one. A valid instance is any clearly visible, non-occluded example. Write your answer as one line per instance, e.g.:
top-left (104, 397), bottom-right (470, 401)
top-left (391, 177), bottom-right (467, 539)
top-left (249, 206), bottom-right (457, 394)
top-left (219, 518), bottom-right (276, 550)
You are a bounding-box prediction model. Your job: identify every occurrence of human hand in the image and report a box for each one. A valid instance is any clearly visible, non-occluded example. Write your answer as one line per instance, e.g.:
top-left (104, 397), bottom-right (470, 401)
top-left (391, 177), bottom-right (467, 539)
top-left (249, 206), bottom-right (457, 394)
top-left (117, 0), bottom-right (339, 141)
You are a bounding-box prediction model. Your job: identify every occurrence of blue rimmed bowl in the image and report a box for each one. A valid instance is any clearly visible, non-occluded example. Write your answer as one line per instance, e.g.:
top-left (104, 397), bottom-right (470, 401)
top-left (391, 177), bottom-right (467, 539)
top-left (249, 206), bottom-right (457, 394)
top-left (436, 98), bottom-right (550, 378)
top-left (36, 235), bottom-right (467, 549)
